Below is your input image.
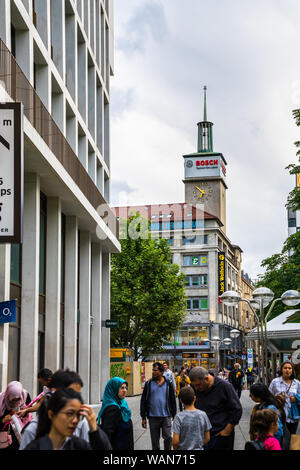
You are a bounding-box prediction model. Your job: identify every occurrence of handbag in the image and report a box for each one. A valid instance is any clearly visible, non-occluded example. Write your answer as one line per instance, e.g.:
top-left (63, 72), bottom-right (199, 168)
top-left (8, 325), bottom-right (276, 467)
top-left (0, 426), bottom-right (12, 449)
top-left (290, 434), bottom-right (300, 450)
top-left (276, 380), bottom-right (294, 406)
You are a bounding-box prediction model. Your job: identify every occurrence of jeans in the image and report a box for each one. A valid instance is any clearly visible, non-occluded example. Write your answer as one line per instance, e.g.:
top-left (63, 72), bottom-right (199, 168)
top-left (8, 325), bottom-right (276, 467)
top-left (204, 430), bottom-right (235, 450)
top-left (148, 417), bottom-right (172, 450)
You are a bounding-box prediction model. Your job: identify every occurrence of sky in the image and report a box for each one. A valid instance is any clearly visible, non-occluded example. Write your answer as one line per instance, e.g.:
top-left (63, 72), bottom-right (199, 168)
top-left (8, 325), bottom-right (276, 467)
top-left (109, 0), bottom-right (300, 281)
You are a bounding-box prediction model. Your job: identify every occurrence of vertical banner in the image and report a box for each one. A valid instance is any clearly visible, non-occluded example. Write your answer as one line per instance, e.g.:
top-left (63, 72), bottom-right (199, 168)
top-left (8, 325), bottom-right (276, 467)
top-left (218, 252), bottom-right (226, 296)
top-left (297, 174), bottom-right (300, 187)
top-left (0, 103), bottom-right (24, 244)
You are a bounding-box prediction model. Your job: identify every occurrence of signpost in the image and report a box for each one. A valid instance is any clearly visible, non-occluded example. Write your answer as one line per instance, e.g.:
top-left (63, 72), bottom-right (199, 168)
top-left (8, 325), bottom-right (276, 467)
top-left (0, 103), bottom-right (24, 244)
top-left (247, 348), bottom-right (253, 369)
top-left (105, 319), bottom-right (119, 328)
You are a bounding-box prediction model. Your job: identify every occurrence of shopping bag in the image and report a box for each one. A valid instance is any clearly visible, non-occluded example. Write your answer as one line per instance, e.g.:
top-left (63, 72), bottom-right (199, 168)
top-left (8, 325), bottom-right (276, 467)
top-left (289, 434), bottom-right (300, 450)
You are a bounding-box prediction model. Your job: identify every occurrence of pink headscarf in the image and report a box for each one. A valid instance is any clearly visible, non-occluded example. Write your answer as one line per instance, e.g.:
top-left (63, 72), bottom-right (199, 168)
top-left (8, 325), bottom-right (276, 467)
top-left (0, 381), bottom-right (27, 416)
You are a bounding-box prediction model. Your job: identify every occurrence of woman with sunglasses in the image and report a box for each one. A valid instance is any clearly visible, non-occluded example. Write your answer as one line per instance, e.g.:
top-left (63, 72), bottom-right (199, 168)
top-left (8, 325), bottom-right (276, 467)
top-left (97, 377), bottom-right (134, 450)
top-left (24, 388), bottom-right (102, 450)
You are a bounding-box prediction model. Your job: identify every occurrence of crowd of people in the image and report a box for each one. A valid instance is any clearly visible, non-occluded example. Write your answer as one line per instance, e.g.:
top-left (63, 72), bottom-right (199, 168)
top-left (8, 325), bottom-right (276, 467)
top-left (0, 360), bottom-right (299, 451)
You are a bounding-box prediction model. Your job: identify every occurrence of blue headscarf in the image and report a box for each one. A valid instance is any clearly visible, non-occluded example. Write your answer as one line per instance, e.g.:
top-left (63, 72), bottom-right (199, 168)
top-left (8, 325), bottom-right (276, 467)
top-left (97, 377), bottom-right (132, 424)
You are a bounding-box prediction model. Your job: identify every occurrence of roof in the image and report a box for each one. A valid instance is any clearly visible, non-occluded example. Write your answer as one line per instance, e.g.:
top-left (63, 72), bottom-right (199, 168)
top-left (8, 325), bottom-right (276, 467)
top-left (112, 203), bottom-right (222, 224)
top-left (246, 309), bottom-right (300, 340)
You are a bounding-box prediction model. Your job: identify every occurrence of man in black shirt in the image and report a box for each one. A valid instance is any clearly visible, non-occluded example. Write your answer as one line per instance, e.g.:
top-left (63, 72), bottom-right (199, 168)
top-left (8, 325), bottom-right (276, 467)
top-left (228, 363), bottom-right (245, 398)
top-left (189, 367), bottom-right (242, 450)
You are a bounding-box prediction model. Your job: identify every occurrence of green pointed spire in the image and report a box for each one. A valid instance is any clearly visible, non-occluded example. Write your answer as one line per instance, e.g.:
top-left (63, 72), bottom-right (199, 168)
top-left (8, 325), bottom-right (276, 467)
top-left (203, 86), bottom-right (207, 122)
top-left (197, 86), bottom-right (214, 153)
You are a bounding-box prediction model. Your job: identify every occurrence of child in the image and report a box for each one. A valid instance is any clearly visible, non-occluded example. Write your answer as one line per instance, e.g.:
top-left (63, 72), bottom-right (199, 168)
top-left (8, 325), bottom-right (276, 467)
top-left (17, 368), bottom-right (53, 419)
top-left (252, 408), bottom-right (282, 450)
top-left (172, 386), bottom-right (211, 450)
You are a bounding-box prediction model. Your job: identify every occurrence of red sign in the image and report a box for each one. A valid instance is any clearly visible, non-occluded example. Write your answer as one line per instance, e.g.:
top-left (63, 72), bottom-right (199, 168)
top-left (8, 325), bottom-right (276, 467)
top-left (196, 159), bottom-right (218, 167)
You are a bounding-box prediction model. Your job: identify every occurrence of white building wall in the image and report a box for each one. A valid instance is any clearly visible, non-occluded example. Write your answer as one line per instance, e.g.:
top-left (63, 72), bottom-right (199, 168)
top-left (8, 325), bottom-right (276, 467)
top-left (0, 0), bottom-right (119, 400)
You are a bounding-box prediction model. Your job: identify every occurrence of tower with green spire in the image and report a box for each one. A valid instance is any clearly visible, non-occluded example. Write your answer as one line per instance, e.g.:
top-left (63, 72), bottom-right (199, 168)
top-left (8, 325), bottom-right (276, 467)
top-left (183, 87), bottom-right (228, 233)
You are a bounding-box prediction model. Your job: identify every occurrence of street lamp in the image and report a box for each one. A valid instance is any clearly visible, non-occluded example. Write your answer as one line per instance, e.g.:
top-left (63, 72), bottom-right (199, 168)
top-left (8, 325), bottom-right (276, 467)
top-left (203, 336), bottom-right (232, 372)
top-left (220, 288), bottom-right (300, 385)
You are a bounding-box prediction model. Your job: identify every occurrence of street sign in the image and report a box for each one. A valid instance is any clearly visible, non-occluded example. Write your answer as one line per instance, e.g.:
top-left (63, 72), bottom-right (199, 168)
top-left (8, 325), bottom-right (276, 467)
top-left (0, 103), bottom-right (24, 244)
top-left (0, 299), bottom-right (16, 324)
top-left (105, 319), bottom-right (119, 328)
top-left (247, 348), bottom-right (253, 367)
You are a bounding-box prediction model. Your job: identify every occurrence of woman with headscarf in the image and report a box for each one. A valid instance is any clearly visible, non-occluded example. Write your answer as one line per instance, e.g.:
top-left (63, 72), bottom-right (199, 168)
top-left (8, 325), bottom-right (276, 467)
top-left (0, 381), bottom-right (31, 450)
top-left (97, 377), bottom-right (134, 450)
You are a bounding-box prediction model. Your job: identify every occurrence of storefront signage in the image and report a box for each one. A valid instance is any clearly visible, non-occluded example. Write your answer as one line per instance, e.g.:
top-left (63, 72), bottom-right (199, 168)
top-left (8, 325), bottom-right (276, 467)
top-left (297, 174), bottom-right (300, 187)
top-left (0, 103), bottom-right (24, 244)
top-left (218, 252), bottom-right (226, 296)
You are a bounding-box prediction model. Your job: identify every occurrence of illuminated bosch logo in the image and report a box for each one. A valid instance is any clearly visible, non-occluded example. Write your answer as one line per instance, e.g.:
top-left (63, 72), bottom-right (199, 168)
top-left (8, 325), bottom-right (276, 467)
top-left (186, 160), bottom-right (193, 168)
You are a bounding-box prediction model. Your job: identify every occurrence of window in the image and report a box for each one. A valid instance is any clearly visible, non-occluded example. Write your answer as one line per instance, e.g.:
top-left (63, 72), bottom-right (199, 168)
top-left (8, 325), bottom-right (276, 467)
top-left (183, 255), bottom-right (208, 266)
top-left (183, 235), bottom-right (208, 245)
top-left (185, 275), bottom-right (208, 287)
top-left (187, 297), bottom-right (208, 310)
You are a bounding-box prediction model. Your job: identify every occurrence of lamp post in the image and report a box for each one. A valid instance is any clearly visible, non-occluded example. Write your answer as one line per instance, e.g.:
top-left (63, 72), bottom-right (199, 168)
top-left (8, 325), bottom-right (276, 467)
top-left (203, 336), bottom-right (232, 372)
top-left (230, 329), bottom-right (241, 363)
top-left (220, 289), bottom-right (300, 385)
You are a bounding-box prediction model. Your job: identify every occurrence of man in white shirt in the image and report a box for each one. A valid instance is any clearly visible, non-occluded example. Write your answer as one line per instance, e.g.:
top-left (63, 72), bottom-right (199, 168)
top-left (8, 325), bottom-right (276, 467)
top-left (163, 362), bottom-right (176, 393)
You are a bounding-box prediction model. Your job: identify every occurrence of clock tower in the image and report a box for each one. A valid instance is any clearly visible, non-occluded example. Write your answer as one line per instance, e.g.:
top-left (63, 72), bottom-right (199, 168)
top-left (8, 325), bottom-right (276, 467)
top-left (183, 87), bottom-right (227, 233)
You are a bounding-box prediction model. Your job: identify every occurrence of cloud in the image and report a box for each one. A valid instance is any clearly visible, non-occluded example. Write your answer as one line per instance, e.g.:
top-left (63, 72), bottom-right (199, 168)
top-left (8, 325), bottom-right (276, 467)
top-left (111, 0), bottom-right (300, 279)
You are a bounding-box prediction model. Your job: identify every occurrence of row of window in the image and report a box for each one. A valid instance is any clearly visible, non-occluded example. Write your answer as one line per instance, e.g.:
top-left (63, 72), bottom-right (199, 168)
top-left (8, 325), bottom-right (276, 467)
top-left (185, 275), bottom-right (208, 287)
top-left (186, 297), bottom-right (208, 310)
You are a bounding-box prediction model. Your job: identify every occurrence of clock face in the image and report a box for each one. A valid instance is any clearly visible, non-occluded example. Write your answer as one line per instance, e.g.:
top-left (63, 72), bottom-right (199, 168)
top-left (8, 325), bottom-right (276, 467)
top-left (193, 182), bottom-right (213, 202)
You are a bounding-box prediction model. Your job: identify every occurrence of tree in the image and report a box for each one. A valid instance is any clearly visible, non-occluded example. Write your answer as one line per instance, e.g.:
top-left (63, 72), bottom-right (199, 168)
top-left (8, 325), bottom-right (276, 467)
top-left (110, 215), bottom-right (187, 360)
top-left (256, 231), bottom-right (300, 320)
top-left (256, 109), bottom-right (300, 319)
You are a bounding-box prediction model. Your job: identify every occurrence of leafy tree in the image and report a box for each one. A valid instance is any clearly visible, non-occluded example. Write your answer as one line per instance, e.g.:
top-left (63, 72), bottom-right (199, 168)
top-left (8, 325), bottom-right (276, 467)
top-left (256, 109), bottom-right (300, 319)
top-left (110, 215), bottom-right (187, 360)
top-left (256, 231), bottom-right (300, 320)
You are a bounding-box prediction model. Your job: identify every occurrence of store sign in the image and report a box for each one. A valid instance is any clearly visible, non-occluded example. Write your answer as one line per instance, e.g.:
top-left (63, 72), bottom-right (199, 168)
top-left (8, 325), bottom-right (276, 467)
top-left (297, 174), bottom-right (300, 187)
top-left (0, 103), bottom-right (24, 244)
top-left (218, 252), bottom-right (226, 296)
top-left (247, 348), bottom-right (253, 367)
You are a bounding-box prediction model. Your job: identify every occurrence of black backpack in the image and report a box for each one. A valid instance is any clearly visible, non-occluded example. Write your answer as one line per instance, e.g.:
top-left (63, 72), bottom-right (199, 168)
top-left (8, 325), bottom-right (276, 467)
top-left (245, 440), bottom-right (265, 450)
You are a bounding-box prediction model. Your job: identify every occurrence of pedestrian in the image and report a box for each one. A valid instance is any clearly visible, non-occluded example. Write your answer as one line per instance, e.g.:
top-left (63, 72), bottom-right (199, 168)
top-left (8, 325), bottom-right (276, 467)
top-left (18, 368), bottom-right (53, 420)
top-left (269, 361), bottom-right (300, 436)
top-left (172, 386), bottom-right (211, 450)
top-left (189, 366), bottom-right (242, 450)
top-left (24, 388), bottom-right (103, 450)
top-left (97, 377), bottom-right (134, 450)
top-left (140, 362), bottom-right (177, 450)
top-left (19, 368), bottom-right (111, 450)
top-left (250, 409), bottom-right (282, 450)
top-left (0, 381), bottom-right (32, 450)
top-left (245, 368), bottom-right (254, 390)
top-left (228, 363), bottom-right (245, 398)
top-left (163, 361), bottom-right (176, 393)
top-left (249, 382), bottom-right (289, 449)
top-left (175, 368), bottom-right (191, 411)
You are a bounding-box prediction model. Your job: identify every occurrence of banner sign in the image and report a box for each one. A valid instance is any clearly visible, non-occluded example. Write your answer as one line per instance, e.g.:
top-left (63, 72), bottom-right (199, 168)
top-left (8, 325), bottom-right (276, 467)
top-left (0, 299), bottom-right (16, 324)
top-left (0, 103), bottom-right (24, 244)
top-left (218, 252), bottom-right (226, 296)
top-left (247, 348), bottom-right (253, 367)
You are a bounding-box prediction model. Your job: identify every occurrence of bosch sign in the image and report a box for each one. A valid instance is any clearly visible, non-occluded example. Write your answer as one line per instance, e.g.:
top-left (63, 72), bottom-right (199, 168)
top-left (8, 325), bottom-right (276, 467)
top-left (184, 153), bottom-right (227, 181)
top-left (196, 159), bottom-right (218, 168)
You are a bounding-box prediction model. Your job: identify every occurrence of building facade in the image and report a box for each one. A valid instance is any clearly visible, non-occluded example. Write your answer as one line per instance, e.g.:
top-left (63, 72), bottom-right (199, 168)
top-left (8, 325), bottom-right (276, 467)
top-left (114, 89), bottom-right (253, 370)
top-left (287, 174), bottom-right (300, 236)
top-left (0, 0), bottom-right (120, 402)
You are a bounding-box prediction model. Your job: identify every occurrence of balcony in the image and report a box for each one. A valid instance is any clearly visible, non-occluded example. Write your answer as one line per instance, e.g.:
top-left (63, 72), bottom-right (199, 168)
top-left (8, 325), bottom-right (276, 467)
top-left (0, 38), bottom-right (118, 239)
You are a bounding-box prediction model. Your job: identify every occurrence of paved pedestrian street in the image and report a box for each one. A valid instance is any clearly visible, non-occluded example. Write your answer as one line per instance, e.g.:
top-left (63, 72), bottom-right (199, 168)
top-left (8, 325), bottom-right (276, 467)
top-left (124, 389), bottom-right (299, 450)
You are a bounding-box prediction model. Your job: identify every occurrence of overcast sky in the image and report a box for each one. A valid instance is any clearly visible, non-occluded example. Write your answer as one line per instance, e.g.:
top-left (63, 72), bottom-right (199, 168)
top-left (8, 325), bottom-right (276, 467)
top-left (109, 0), bottom-right (300, 281)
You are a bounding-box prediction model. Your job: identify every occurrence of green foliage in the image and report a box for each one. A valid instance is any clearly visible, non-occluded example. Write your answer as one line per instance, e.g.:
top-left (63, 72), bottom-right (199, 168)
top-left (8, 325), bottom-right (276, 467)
top-left (110, 215), bottom-right (187, 360)
top-left (286, 110), bottom-right (300, 211)
top-left (257, 231), bottom-right (300, 320)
